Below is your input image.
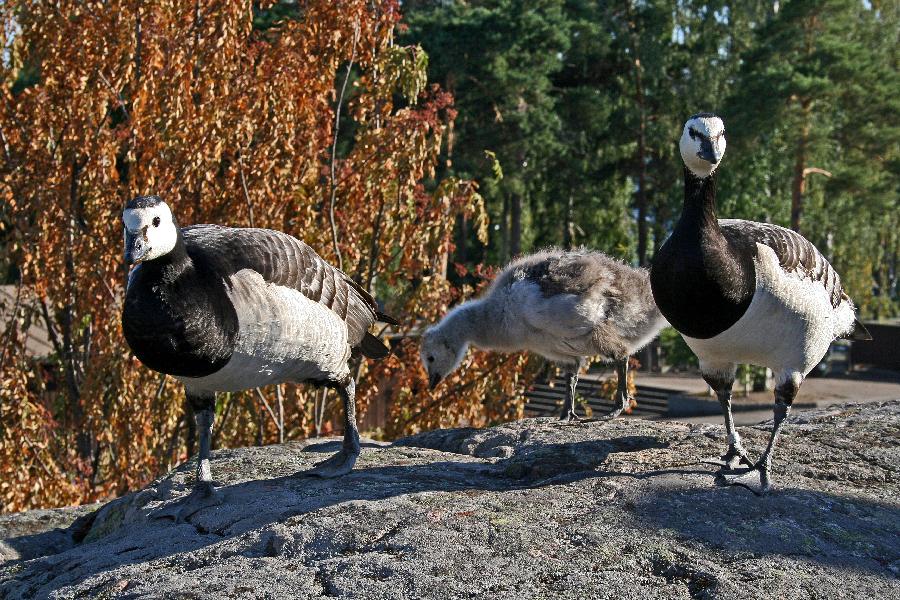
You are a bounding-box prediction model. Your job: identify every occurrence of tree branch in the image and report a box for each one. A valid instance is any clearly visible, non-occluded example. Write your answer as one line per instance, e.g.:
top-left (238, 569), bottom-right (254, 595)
top-left (254, 388), bottom-right (282, 440)
top-left (97, 71), bottom-right (130, 122)
top-left (364, 194), bottom-right (388, 292)
top-left (238, 153), bottom-right (255, 228)
top-left (328, 20), bottom-right (361, 271)
top-left (0, 283), bottom-right (22, 374)
top-left (802, 167), bottom-right (832, 179)
top-left (38, 298), bottom-right (64, 360)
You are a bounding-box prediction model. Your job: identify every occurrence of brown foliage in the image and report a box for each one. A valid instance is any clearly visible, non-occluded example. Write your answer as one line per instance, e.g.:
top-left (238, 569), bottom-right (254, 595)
top-left (0, 0), bottom-right (538, 513)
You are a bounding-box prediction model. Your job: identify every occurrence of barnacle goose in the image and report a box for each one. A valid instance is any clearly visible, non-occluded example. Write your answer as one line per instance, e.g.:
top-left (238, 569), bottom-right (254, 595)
top-left (649, 114), bottom-right (870, 494)
top-left (121, 195), bottom-right (396, 519)
top-left (421, 249), bottom-right (668, 421)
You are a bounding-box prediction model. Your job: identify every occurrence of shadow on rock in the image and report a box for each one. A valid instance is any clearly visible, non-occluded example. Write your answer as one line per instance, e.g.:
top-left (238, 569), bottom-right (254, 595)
top-left (631, 484), bottom-right (900, 576)
top-left (0, 433), bottom-right (670, 595)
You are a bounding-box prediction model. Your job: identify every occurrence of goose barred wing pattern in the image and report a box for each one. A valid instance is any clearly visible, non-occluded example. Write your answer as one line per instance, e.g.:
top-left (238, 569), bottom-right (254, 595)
top-left (182, 225), bottom-right (383, 350)
top-left (719, 219), bottom-right (845, 308)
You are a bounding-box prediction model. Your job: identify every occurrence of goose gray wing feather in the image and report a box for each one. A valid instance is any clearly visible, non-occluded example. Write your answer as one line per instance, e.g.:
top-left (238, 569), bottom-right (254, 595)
top-left (718, 219), bottom-right (845, 309)
top-left (182, 225), bottom-right (380, 350)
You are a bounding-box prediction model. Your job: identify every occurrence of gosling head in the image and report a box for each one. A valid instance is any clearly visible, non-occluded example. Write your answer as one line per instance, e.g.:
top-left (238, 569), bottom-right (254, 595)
top-left (420, 326), bottom-right (468, 390)
top-left (122, 195), bottom-right (179, 265)
top-left (679, 113), bottom-right (726, 179)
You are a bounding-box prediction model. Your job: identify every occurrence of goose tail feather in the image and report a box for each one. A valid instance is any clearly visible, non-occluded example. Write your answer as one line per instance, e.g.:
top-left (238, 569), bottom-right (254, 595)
top-left (376, 311), bottom-right (399, 325)
top-left (847, 318), bottom-right (873, 341)
top-left (360, 332), bottom-right (391, 359)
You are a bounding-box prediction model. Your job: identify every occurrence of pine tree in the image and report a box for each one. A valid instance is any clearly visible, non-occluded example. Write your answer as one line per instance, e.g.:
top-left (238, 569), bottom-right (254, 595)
top-left (725, 0), bottom-right (900, 316)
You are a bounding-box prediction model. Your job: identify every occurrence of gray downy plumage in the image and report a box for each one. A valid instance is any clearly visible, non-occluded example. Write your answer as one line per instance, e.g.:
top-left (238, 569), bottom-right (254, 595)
top-left (421, 248), bottom-right (668, 420)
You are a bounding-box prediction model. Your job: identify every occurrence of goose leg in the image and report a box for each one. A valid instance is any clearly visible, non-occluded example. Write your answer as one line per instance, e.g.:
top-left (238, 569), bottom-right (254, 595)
top-left (701, 369), bottom-right (753, 471)
top-left (153, 392), bottom-right (224, 521)
top-left (723, 373), bottom-right (799, 495)
top-left (559, 369), bottom-right (580, 422)
top-left (717, 389), bottom-right (753, 469)
top-left (307, 379), bottom-right (360, 477)
top-left (601, 357), bottom-right (632, 420)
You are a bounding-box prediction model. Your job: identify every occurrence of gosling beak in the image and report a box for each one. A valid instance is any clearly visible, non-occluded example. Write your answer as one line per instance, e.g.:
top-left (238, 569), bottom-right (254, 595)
top-left (124, 229), bottom-right (149, 265)
top-left (428, 372), bottom-right (442, 390)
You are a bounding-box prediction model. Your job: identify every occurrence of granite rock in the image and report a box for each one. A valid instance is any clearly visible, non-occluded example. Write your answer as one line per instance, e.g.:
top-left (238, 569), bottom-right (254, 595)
top-left (1, 400), bottom-right (898, 599)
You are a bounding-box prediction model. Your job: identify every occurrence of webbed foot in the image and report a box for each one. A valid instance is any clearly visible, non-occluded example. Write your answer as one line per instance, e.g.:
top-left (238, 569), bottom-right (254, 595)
top-left (721, 445), bottom-right (754, 471)
top-left (717, 465), bottom-right (772, 495)
top-left (151, 481), bottom-right (224, 522)
top-left (599, 392), bottom-right (633, 421)
top-left (599, 408), bottom-right (623, 421)
top-left (305, 449), bottom-right (359, 478)
top-left (559, 410), bottom-right (581, 423)
top-left (702, 445), bottom-right (755, 471)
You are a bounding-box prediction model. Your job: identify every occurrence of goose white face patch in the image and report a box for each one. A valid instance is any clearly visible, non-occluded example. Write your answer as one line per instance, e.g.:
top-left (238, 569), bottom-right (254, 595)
top-left (679, 115), bottom-right (726, 178)
top-left (123, 202), bottom-right (178, 262)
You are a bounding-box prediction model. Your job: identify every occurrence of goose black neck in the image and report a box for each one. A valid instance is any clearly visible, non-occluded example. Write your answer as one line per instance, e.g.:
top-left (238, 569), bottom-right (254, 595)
top-left (678, 167), bottom-right (719, 231)
top-left (142, 229), bottom-right (191, 276)
top-left (648, 165), bottom-right (755, 339)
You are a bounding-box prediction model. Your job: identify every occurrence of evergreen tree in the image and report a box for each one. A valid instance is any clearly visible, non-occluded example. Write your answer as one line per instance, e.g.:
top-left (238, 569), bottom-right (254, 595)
top-left (724, 0), bottom-right (900, 316)
top-left (404, 0), bottom-right (570, 265)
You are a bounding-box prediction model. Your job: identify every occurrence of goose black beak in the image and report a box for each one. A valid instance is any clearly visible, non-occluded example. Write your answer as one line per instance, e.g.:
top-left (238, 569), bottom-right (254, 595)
top-left (428, 372), bottom-right (442, 390)
top-left (698, 137), bottom-right (720, 164)
top-left (124, 229), bottom-right (149, 265)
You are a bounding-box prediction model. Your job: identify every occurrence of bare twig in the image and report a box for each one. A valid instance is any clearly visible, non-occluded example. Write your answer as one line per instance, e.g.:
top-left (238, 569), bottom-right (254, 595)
top-left (154, 373), bottom-right (167, 399)
top-left (254, 388), bottom-right (282, 440)
top-left (38, 298), bottom-right (64, 359)
top-left (212, 392), bottom-right (236, 448)
top-left (238, 153), bottom-right (255, 228)
top-left (24, 437), bottom-right (54, 479)
top-left (328, 21), bottom-right (361, 271)
top-left (101, 277), bottom-right (119, 305)
top-left (364, 192), bottom-right (389, 292)
top-left (314, 387), bottom-right (333, 437)
top-left (97, 71), bottom-right (130, 122)
top-left (276, 384), bottom-right (284, 443)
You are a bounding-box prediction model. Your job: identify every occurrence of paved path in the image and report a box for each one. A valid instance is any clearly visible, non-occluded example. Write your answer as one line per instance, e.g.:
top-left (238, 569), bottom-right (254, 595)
top-left (634, 371), bottom-right (900, 426)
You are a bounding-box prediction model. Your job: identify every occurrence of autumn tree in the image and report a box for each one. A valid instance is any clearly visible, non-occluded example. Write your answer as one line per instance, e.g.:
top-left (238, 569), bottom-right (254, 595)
top-left (0, 0), bottom-right (539, 513)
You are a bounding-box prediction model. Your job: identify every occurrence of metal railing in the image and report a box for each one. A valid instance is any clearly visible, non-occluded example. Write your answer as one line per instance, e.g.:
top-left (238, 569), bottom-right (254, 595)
top-left (524, 372), bottom-right (672, 418)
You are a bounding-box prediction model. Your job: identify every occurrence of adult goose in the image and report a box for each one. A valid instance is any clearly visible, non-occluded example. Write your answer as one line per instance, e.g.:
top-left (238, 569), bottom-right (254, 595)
top-left (421, 249), bottom-right (667, 420)
top-left (649, 113), bottom-right (870, 494)
top-left (121, 195), bottom-right (396, 519)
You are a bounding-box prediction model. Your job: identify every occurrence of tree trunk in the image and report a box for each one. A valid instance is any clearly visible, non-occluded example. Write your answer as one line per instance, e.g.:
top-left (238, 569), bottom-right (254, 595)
top-left (627, 13), bottom-right (649, 266)
top-left (792, 16), bottom-right (817, 233)
top-left (510, 194), bottom-right (522, 258)
top-left (501, 195), bottom-right (510, 261)
top-left (456, 214), bottom-right (468, 265)
top-left (563, 194), bottom-right (575, 250)
top-left (791, 101), bottom-right (812, 232)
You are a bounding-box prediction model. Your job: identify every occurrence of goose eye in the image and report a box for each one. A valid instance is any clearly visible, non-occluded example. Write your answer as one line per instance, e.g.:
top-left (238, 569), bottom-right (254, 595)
top-left (688, 127), bottom-right (699, 140)
top-left (152, 216), bottom-right (161, 227)
top-left (427, 356), bottom-right (435, 363)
